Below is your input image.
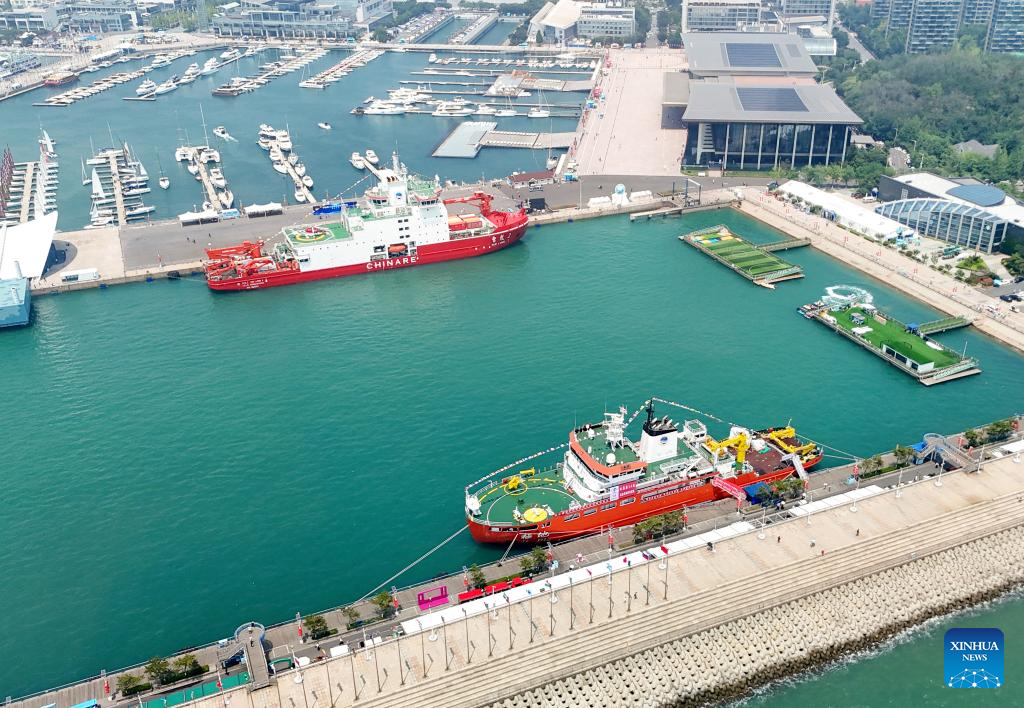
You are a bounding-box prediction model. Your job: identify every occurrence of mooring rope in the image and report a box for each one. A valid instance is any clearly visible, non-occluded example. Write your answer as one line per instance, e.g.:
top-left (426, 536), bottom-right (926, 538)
top-left (357, 525), bottom-right (468, 603)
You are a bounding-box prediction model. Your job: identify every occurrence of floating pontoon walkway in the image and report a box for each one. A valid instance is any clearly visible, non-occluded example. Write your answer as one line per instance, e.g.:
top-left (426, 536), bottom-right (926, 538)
top-left (681, 225), bottom-right (803, 288)
top-left (433, 124), bottom-right (575, 157)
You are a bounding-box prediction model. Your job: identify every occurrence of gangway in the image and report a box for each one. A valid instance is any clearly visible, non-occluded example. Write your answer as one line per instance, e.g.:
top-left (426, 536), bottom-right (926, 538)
top-left (712, 476), bottom-right (746, 508)
top-left (784, 453), bottom-right (808, 481)
top-left (921, 432), bottom-right (974, 470)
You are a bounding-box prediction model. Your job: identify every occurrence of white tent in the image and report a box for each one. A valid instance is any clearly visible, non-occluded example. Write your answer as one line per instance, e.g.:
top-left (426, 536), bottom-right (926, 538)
top-left (778, 181), bottom-right (910, 242)
top-left (0, 211), bottom-right (58, 280)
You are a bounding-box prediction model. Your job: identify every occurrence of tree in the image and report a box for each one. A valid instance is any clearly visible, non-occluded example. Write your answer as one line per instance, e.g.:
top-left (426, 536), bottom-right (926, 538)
top-left (371, 591), bottom-right (395, 618)
top-left (893, 444), bottom-right (914, 467)
top-left (117, 673), bottom-right (143, 694)
top-left (171, 653), bottom-right (201, 678)
top-left (1002, 253), bottom-right (1024, 276)
top-left (144, 657), bottom-right (171, 685)
top-left (535, 30), bottom-right (544, 45)
top-left (372, 28), bottom-right (390, 43)
top-left (303, 613), bottom-right (330, 639)
top-left (342, 606), bottom-right (360, 627)
top-left (985, 419), bottom-right (1015, 443)
top-left (468, 563), bottom-right (487, 589)
top-left (964, 428), bottom-right (984, 447)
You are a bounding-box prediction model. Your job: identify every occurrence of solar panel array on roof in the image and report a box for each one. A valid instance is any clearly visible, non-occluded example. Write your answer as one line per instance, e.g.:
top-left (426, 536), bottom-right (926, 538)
top-left (947, 184), bottom-right (1005, 207)
top-left (736, 87), bottom-right (807, 112)
top-left (724, 43), bottom-right (782, 68)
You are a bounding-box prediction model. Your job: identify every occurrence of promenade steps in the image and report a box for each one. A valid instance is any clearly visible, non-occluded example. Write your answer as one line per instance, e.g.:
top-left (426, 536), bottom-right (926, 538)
top-left (511, 528), bottom-right (1024, 706)
top-left (340, 489), bottom-right (1024, 707)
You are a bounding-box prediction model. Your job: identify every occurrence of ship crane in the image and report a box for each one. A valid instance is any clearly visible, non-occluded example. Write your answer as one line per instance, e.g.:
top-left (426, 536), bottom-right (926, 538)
top-left (706, 431), bottom-right (750, 473)
top-left (442, 191), bottom-right (494, 217)
top-left (766, 427), bottom-right (817, 459)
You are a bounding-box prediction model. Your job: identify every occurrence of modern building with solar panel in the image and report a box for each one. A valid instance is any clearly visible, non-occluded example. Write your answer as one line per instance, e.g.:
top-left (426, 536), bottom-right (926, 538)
top-left (875, 173), bottom-right (1024, 253)
top-left (671, 33), bottom-right (863, 170)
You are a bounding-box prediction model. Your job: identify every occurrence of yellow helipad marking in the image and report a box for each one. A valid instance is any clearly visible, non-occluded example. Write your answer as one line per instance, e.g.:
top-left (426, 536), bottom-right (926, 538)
top-left (523, 507), bottom-right (548, 523)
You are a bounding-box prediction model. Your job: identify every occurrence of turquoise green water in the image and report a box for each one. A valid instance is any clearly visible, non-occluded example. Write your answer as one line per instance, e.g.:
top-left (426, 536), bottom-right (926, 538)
top-left (734, 589), bottom-right (1024, 707)
top-left (2, 211), bottom-right (1024, 697)
top-left (0, 50), bottom-right (576, 228)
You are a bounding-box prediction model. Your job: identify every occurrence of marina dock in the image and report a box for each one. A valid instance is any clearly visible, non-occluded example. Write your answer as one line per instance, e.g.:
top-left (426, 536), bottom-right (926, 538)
top-left (449, 12), bottom-right (498, 44)
top-left (299, 49), bottom-right (383, 89)
top-left (107, 152), bottom-right (126, 225)
top-left (212, 47), bottom-right (326, 97)
top-left (682, 225), bottom-right (804, 288)
top-left (433, 123), bottom-right (575, 157)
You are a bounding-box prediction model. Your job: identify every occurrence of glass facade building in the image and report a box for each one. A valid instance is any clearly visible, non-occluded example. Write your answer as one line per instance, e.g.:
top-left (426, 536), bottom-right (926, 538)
top-left (986, 0), bottom-right (1024, 52)
top-left (875, 198), bottom-right (1007, 253)
top-left (685, 121), bottom-right (851, 169)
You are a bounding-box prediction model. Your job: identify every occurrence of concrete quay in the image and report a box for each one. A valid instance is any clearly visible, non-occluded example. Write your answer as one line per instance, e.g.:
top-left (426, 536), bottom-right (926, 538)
top-left (130, 454), bottom-right (1024, 708)
top-left (738, 187), bottom-right (1024, 355)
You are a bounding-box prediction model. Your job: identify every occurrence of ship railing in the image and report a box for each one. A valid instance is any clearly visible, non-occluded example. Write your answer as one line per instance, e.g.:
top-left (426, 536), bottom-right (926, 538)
top-left (465, 463), bottom-right (563, 497)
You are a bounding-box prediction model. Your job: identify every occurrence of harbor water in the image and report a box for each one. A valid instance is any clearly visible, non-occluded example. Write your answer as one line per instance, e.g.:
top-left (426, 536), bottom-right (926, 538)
top-left (0, 48), bottom-right (580, 228)
top-left (2, 210), bottom-right (1024, 697)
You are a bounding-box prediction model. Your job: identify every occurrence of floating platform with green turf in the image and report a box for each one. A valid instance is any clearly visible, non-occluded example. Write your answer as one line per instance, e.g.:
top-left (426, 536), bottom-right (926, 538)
top-left (801, 299), bottom-right (981, 386)
top-left (681, 225), bottom-right (803, 288)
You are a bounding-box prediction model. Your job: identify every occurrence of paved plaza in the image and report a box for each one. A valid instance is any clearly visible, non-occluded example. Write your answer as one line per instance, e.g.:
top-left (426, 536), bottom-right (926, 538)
top-left (573, 49), bottom-right (688, 177)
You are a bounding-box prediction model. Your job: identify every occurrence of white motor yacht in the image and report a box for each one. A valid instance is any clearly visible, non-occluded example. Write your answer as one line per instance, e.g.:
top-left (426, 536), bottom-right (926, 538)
top-left (186, 161), bottom-right (200, 175)
top-left (179, 64), bottom-right (200, 84)
top-left (213, 126), bottom-right (232, 140)
top-left (364, 149), bottom-right (379, 165)
top-left (494, 108), bottom-right (517, 117)
top-left (218, 190), bottom-right (234, 208)
top-left (527, 107), bottom-right (550, 119)
top-left (136, 79), bottom-right (157, 96)
top-left (199, 58), bottom-right (219, 75)
top-left (257, 137), bottom-right (272, 150)
top-left (153, 79), bottom-right (177, 95)
top-left (432, 102), bottom-right (474, 117)
top-left (258, 123), bottom-right (276, 138)
top-left (220, 48), bottom-right (241, 61)
top-left (272, 161), bottom-right (288, 174)
top-left (350, 152), bottom-right (366, 169)
top-left (294, 163), bottom-right (306, 177)
top-left (364, 101), bottom-right (406, 115)
top-left (475, 105), bottom-right (497, 115)
top-left (209, 167), bottom-right (226, 188)
top-left (150, 54), bottom-right (172, 68)
top-left (301, 175), bottom-right (313, 188)
top-left (294, 188), bottom-right (306, 203)
top-left (275, 130), bottom-right (293, 150)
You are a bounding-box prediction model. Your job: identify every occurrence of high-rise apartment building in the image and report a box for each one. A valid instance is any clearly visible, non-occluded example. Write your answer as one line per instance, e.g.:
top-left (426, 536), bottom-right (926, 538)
top-left (905, 0), bottom-right (963, 53)
top-left (985, 0), bottom-right (1024, 51)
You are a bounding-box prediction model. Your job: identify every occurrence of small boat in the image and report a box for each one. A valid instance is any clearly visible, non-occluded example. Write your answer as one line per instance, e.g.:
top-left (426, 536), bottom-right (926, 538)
top-left (186, 161), bottom-right (200, 175)
top-left (494, 108), bottom-right (516, 117)
top-left (547, 155), bottom-right (558, 170)
top-left (318, 122), bottom-right (331, 130)
top-left (302, 175), bottom-right (313, 188)
top-left (294, 188), bottom-right (306, 203)
top-left (125, 205), bottom-right (156, 217)
top-left (475, 105), bottom-right (497, 115)
top-left (209, 167), bottom-right (226, 188)
top-left (272, 161), bottom-right (288, 174)
top-left (350, 152), bottom-right (365, 169)
top-left (136, 79), bottom-right (157, 96)
top-left (218, 190), bottom-right (234, 208)
top-left (159, 176), bottom-right (170, 189)
top-left (213, 126), bottom-right (232, 140)
top-left (287, 154), bottom-right (299, 166)
top-left (294, 163), bottom-right (306, 177)
top-left (364, 149), bottom-right (379, 165)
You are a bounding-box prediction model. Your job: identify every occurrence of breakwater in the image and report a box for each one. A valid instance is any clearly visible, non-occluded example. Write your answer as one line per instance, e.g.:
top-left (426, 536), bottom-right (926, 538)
top-left (500, 525), bottom-right (1024, 707)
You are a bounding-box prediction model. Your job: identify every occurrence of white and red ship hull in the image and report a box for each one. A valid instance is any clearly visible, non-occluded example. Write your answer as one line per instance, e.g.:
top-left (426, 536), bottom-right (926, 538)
top-left (207, 218), bottom-right (528, 290)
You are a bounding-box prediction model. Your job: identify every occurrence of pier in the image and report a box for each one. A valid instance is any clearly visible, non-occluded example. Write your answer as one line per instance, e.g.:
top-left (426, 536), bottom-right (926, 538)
top-left (8, 427), bottom-right (1023, 708)
top-left (682, 225), bottom-right (804, 288)
top-left (917, 315), bottom-right (972, 335)
top-left (212, 48), bottom-right (326, 97)
top-left (434, 124), bottom-right (575, 157)
top-left (107, 152), bottom-right (127, 226)
top-left (2, 154), bottom-right (57, 226)
top-left (299, 49), bottom-right (383, 89)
